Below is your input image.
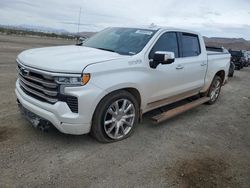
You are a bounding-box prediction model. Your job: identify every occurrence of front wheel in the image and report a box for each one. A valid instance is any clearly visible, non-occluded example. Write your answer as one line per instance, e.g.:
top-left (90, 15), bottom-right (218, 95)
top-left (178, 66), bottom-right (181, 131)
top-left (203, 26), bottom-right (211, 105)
top-left (91, 90), bottom-right (139, 143)
top-left (206, 76), bottom-right (222, 105)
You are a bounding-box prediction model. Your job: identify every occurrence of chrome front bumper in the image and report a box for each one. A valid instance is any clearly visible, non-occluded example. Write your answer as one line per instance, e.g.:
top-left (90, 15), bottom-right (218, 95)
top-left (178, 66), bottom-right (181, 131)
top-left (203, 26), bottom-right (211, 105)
top-left (15, 82), bottom-right (92, 135)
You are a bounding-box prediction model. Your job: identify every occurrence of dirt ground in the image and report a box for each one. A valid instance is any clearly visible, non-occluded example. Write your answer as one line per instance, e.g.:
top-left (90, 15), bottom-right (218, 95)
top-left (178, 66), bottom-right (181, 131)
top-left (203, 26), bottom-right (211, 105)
top-left (0, 34), bottom-right (249, 188)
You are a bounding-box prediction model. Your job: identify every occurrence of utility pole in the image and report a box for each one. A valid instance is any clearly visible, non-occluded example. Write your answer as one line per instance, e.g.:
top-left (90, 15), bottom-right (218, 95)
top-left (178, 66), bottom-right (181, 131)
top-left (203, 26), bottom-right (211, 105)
top-left (77, 7), bottom-right (82, 36)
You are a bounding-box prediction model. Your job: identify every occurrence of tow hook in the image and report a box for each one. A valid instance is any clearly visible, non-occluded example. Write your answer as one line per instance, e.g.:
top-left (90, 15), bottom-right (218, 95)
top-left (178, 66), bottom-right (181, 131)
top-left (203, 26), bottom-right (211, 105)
top-left (37, 122), bottom-right (51, 132)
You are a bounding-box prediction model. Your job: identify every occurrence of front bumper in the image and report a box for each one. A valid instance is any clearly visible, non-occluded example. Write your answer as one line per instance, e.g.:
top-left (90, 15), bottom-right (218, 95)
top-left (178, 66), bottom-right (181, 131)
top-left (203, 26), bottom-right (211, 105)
top-left (15, 81), bottom-right (106, 135)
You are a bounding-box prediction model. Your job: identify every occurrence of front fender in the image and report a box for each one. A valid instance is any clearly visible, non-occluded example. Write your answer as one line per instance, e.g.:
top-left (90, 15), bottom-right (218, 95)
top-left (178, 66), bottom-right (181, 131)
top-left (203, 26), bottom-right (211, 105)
top-left (84, 59), bottom-right (148, 110)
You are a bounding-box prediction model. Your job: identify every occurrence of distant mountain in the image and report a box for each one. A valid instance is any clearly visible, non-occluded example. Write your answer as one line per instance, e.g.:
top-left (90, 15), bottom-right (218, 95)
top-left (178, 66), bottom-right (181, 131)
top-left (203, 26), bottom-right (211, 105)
top-left (0, 24), bottom-right (70, 34)
top-left (1, 24), bottom-right (250, 50)
top-left (18, 24), bottom-right (69, 34)
top-left (204, 37), bottom-right (250, 51)
top-left (0, 24), bottom-right (97, 38)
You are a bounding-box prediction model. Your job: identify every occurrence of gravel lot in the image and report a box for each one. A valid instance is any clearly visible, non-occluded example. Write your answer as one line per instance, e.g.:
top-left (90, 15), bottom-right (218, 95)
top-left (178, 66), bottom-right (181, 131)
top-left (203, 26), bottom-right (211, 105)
top-left (0, 34), bottom-right (249, 188)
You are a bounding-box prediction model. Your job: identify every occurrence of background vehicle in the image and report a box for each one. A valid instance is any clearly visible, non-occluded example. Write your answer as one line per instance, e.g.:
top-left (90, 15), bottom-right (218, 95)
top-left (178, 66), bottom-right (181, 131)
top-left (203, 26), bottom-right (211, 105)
top-left (229, 50), bottom-right (244, 70)
top-left (15, 26), bottom-right (230, 142)
top-left (243, 51), bottom-right (249, 67)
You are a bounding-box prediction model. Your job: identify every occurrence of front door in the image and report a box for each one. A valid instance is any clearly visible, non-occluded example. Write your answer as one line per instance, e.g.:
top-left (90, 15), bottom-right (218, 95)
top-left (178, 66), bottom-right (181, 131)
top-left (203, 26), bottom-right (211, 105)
top-left (146, 32), bottom-right (185, 103)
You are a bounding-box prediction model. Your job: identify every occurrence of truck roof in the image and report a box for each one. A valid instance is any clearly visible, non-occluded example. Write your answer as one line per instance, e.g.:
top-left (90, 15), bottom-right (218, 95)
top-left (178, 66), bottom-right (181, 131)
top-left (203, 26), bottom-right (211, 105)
top-left (113, 25), bottom-right (201, 35)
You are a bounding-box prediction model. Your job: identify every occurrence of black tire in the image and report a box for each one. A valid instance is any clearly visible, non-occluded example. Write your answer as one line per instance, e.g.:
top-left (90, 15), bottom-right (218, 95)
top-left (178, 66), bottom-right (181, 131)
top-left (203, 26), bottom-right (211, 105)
top-left (206, 76), bottom-right (222, 105)
top-left (228, 71), bottom-right (234, 77)
top-left (91, 90), bottom-right (139, 143)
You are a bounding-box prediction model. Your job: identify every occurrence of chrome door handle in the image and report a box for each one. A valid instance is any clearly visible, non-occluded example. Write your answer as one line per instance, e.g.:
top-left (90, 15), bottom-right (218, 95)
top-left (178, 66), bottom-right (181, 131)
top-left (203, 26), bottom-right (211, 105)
top-left (201, 62), bottom-right (207, 66)
top-left (176, 65), bottom-right (184, 70)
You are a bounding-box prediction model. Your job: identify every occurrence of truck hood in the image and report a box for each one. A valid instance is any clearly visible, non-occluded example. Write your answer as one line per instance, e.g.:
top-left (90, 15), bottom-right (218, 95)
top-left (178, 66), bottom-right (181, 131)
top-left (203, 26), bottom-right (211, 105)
top-left (17, 45), bottom-right (127, 73)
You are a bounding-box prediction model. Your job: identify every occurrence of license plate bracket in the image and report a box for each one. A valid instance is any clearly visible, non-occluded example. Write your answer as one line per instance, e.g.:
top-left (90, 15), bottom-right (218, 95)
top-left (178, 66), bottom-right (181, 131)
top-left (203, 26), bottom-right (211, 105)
top-left (17, 102), bottom-right (51, 131)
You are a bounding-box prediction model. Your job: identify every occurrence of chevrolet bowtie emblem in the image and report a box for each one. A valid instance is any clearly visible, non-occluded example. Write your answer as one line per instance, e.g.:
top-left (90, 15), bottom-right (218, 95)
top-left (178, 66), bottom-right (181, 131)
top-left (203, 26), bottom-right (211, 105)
top-left (20, 67), bottom-right (30, 76)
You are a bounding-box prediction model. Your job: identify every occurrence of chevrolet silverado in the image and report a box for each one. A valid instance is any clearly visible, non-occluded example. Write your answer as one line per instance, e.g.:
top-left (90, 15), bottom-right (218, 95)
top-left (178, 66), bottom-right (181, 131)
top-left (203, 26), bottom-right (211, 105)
top-left (15, 26), bottom-right (230, 142)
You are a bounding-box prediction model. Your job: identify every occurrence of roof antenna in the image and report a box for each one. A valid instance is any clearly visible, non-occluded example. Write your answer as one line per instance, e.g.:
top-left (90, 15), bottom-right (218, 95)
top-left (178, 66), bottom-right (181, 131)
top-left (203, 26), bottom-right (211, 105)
top-left (149, 23), bottom-right (157, 28)
top-left (77, 7), bottom-right (82, 36)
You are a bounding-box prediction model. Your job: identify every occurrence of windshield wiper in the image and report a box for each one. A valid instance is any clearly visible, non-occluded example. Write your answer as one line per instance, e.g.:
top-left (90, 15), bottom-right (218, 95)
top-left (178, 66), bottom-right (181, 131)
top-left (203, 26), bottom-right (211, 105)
top-left (96, 47), bottom-right (116, 53)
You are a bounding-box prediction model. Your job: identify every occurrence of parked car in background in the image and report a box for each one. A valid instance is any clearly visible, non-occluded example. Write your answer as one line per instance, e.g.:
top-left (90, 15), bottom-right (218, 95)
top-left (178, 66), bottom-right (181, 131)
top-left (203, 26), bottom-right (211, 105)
top-left (76, 36), bottom-right (87, 46)
top-left (247, 52), bottom-right (250, 63)
top-left (229, 50), bottom-right (244, 70)
top-left (243, 51), bottom-right (249, 67)
top-left (248, 52), bottom-right (250, 65)
top-left (15, 26), bottom-right (230, 142)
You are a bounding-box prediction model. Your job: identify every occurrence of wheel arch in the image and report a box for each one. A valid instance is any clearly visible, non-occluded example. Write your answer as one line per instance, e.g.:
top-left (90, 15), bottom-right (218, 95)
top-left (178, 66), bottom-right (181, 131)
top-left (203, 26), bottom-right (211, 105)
top-left (92, 86), bottom-right (142, 122)
top-left (201, 70), bottom-right (226, 95)
top-left (97, 87), bottom-right (141, 108)
top-left (215, 70), bottom-right (225, 83)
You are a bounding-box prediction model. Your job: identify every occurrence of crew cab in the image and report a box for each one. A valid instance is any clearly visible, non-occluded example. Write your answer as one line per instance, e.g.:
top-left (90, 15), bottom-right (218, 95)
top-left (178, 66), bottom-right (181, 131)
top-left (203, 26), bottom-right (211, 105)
top-left (15, 26), bottom-right (230, 142)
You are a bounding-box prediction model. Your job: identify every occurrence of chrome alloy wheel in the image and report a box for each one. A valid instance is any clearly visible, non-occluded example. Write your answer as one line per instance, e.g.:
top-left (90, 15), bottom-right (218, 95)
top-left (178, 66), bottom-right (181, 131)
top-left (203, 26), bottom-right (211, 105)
top-left (210, 79), bottom-right (221, 102)
top-left (103, 99), bottom-right (135, 140)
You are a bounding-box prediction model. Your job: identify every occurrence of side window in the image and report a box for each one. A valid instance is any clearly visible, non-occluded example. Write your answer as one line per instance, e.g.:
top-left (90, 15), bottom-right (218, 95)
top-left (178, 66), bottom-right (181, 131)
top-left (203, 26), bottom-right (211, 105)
top-left (181, 33), bottom-right (201, 57)
top-left (149, 32), bottom-right (179, 59)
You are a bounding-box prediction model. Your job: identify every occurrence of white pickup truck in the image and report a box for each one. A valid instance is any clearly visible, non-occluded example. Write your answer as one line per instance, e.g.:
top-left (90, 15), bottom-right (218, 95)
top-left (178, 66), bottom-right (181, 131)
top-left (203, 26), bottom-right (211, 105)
top-left (15, 26), bottom-right (230, 142)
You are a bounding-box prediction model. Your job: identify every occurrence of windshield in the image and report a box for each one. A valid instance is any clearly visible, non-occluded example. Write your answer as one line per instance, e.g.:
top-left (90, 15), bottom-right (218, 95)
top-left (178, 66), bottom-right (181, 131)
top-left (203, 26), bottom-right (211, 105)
top-left (82, 27), bottom-right (157, 55)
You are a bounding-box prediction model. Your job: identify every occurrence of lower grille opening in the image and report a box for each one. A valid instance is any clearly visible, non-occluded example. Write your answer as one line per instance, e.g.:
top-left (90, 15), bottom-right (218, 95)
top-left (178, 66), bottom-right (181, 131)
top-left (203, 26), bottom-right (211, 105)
top-left (20, 85), bottom-right (79, 113)
top-left (66, 96), bottom-right (78, 113)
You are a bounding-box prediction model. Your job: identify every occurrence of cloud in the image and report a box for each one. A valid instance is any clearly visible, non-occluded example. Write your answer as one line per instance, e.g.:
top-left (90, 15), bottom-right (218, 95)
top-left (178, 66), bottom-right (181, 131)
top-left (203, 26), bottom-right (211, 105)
top-left (0, 0), bottom-right (250, 39)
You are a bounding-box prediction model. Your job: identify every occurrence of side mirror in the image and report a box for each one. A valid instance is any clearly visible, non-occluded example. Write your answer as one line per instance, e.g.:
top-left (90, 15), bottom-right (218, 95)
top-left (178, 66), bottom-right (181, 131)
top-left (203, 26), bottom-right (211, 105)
top-left (150, 51), bottom-right (175, 69)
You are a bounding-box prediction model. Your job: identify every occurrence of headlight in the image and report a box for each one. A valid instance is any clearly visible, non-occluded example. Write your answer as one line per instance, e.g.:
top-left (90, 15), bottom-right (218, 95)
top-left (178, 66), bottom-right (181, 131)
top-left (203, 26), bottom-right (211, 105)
top-left (55, 73), bottom-right (90, 86)
top-left (55, 76), bottom-right (82, 85)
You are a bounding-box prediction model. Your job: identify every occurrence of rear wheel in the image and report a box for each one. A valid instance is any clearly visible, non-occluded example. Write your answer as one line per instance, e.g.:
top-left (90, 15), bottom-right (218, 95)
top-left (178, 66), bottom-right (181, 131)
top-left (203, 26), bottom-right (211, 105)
top-left (91, 90), bottom-right (139, 143)
top-left (228, 70), bottom-right (234, 77)
top-left (206, 76), bottom-right (222, 105)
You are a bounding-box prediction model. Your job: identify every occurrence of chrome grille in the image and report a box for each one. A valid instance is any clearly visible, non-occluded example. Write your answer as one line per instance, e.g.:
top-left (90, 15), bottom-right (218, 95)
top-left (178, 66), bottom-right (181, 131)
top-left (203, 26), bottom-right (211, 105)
top-left (17, 62), bottom-right (79, 113)
top-left (17, 63), bottom-right (59, 104)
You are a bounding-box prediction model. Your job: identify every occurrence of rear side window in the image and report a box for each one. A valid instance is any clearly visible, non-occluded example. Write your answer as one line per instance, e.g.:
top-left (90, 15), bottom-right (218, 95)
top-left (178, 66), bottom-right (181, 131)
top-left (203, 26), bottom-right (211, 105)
top-left (149, 32), bottom-right (179, 59)
top-left (181, 33), bottom-right (201, 57)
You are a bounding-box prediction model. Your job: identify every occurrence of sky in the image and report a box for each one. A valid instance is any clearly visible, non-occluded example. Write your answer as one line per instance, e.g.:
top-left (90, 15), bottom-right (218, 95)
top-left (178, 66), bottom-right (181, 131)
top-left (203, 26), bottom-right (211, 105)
top-left (0, 0), bottom-right (250, 39)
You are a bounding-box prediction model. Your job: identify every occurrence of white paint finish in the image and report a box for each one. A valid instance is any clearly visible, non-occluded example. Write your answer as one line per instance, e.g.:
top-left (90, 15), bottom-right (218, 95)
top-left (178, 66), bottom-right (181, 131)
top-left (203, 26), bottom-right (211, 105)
top-left (18, 45), bottom-right (128, 73)
top-left (16, 27), bottom-right (230, 135)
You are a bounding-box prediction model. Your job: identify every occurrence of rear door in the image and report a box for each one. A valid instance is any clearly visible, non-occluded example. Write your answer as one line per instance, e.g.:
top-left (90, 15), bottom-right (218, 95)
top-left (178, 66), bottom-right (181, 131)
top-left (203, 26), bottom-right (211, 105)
top-left (177, 32), bottom-right (207, 92)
